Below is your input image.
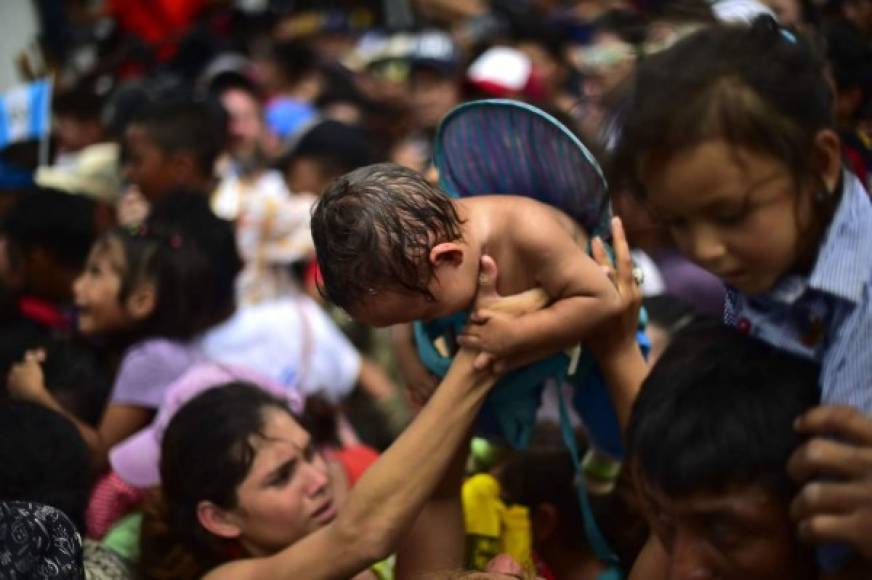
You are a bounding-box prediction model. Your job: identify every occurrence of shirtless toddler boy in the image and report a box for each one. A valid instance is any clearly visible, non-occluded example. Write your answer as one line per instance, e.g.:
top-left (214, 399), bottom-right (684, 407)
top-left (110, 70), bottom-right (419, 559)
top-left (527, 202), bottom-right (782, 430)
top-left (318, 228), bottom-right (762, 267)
top-left (311, 163), bottom-right (620, 373)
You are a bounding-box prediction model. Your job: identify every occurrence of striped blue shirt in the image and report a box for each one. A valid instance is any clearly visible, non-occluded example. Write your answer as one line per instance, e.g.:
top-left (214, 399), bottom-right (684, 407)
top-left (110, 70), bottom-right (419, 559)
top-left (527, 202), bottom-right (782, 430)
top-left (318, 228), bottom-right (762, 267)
top-left (725, 171), bottom-right (872, 412)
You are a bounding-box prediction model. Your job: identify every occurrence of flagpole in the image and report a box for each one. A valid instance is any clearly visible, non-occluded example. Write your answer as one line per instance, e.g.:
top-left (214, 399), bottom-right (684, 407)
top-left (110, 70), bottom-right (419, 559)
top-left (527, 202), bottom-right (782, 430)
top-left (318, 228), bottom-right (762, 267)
top-left (38, 78), bottom-right (52, 168)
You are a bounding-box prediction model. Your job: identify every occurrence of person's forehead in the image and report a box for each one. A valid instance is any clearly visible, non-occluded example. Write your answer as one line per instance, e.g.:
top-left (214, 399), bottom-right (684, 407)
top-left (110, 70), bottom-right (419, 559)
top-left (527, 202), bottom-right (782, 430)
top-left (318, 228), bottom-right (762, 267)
top-left (124, 124), bottom-right (159, 151)
top-left (644, 141), bottom-right (787, 211)
top-left (245, 412), bottom-right (309, 474)
top-left (221, 88), bottom-right (261, 113)
top-left (645, 481), bottom-right (784, 520)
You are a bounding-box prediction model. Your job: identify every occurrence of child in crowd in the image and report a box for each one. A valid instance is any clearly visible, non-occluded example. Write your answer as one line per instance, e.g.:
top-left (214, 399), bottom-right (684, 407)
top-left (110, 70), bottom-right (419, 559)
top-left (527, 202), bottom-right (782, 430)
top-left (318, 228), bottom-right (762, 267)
top-left (0, 188), bottom-right (102, 378)
top-left (614, 16), bottom-right (872, 432)
top-left (7, 193), bottom-right (241, 471)
top-left (311, 162), bottom-right (620, 376)
top-left (611, 16), bottom-right (872, 571)
top-left (121, 99), bottom-right (225, 216)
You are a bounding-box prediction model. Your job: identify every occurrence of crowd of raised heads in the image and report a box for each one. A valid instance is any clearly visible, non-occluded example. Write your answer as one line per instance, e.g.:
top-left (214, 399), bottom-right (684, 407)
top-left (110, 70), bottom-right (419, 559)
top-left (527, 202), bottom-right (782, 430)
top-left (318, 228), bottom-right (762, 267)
top-left (1, 0), bottom-right (871, 579)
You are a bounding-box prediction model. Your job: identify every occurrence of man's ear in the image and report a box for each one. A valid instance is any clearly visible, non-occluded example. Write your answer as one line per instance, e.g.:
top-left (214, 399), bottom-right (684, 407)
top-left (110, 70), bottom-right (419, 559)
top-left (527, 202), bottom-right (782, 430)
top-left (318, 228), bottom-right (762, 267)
top-left (126, 282), bottom-right (156, 321)
top-left (531, 503), bottom-right (560, 543)
top-left (813, 128), bottom-right (843, 194)
top-left (428, 242), bottom-right (464, 268)
top-left (196, 500), bottom-right (243, 539)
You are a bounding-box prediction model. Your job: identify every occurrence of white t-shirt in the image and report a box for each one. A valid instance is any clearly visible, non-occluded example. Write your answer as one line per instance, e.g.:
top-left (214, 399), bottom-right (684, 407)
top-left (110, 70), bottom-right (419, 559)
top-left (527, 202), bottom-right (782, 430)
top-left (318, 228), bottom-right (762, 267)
top-left (198, 296), bottom-right (361, 402)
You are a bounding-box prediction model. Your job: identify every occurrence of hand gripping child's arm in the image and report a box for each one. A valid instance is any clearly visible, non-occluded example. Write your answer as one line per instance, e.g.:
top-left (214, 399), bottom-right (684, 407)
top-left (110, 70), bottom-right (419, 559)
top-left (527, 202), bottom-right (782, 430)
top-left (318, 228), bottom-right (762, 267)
top-left (458, 203), bottom-right (621, 371)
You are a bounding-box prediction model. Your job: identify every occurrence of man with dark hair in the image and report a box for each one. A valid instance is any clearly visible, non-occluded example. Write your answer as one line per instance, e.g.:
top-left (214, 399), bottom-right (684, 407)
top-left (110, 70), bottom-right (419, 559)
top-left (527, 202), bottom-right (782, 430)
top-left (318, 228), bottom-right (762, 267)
top-left (628, 322), bottom-right (821, 580)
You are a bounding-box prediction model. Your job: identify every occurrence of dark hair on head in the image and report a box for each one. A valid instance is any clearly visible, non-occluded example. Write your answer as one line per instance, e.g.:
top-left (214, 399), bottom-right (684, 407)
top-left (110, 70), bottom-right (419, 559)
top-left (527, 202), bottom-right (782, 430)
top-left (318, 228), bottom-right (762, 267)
top-left (209, 70), bottom-right (264, 105)
top-left (95, 191), bottom-right (240, 341)
top-left (646, 0), bottom-right (717, 24)
top-left (278, 119), bottom-right (374, 178)
top-left (0, 400), bottom-right (91, 532)
top-left (130, 99), bottom-right (227, 178)
top-left (54, 85), bottom-right (104, 122)
top-left (628, 320), bottom-right (820, 499)
top-left (825, 20), bottom-right (872, 117)
top-left (140, 382), bottom-right (294, 579)
top-left (500, 450), bottom-right (596, 549)
top-left (271, 40), bottom-right (319, 86)
top-left (3, 187), bottom-right (96, 270)
top-left (592, 9), bottom-right (649, 46)
top-left (311, 162), bottom-right (464, 310)
top-left (611, 17), bottom-right (834, 198)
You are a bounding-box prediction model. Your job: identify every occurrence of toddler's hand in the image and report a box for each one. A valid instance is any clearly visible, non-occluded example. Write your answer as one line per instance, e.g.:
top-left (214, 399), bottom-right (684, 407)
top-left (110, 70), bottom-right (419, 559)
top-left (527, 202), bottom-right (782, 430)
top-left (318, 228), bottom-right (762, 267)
top-left (7, 349), bottom-right (48, 403)
top-left (788, 405), bottom-right (872, 559)
top-left (460, 309), bottom-right (520, 366)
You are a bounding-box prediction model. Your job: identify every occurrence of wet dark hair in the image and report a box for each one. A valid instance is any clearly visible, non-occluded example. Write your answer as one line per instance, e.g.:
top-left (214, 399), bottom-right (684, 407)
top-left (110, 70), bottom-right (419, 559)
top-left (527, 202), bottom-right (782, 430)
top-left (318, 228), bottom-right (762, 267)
top-left (611, 17), bottom-right (834, 198)
top-left (311, 162), bottom-right (464, 310)
top-left (94, 191), bottom-right (240, 341)
top-left (0, 400), bottom-right (91, 532)
top-left (130, 99), bottom-right (227, 179)
top-left (140, 382), bottom-right (294, 580)
top-left (629, 321), bottom-right (820, 499)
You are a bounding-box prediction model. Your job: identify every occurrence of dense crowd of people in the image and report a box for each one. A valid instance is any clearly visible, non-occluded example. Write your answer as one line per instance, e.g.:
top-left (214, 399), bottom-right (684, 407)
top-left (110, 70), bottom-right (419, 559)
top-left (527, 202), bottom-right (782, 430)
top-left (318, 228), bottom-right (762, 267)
top-left (1, 0), bottom-right (872, 578)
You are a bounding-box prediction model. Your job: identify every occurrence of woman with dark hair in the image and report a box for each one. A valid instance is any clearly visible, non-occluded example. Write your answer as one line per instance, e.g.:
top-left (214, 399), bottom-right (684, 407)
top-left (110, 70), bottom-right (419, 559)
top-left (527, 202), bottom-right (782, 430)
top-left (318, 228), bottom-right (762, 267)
top-left (140, 353), bottom-right (493, 579)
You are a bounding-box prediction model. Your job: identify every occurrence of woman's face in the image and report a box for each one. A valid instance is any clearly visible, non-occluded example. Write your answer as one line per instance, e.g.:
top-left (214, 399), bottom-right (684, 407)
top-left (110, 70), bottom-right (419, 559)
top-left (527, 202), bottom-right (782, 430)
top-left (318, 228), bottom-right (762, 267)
top-left (229, 408), bottom-right (336, 556)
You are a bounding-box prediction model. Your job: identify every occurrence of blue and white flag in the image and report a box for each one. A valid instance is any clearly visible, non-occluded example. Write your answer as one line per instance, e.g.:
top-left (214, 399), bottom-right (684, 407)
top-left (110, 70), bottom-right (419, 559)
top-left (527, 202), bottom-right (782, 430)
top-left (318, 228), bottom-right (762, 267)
top-left (0, 79), bottom-right (52, 149)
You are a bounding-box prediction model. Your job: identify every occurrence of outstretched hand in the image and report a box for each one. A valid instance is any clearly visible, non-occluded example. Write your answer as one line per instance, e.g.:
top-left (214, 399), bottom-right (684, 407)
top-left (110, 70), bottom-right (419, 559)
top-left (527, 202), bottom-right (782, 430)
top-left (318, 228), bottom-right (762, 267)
top-left (788, 405), bottom-right (872, 560)
top-left (588, 216), bottom-right (643, 357)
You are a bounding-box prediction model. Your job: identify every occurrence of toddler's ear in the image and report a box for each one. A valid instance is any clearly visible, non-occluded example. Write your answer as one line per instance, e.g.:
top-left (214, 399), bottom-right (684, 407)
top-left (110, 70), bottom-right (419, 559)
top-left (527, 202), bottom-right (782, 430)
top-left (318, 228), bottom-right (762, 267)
top-left (428, 242), bottom-right (464, 267)
top-left (126, 283), bottom-right (156, 321)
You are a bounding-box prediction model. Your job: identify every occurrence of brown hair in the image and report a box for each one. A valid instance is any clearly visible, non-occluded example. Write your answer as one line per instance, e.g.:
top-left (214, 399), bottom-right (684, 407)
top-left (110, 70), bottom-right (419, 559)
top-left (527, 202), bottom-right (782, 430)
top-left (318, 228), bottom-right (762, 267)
top-left (310, 162), bottom-right (465, 310)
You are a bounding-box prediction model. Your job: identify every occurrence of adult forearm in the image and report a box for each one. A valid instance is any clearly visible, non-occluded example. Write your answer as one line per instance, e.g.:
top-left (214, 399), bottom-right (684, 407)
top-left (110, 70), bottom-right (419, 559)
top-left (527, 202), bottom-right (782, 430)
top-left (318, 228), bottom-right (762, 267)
top-left (333, 349), bottom-right (495, 562)
top-left (590, 341), bottom-right (648, 435)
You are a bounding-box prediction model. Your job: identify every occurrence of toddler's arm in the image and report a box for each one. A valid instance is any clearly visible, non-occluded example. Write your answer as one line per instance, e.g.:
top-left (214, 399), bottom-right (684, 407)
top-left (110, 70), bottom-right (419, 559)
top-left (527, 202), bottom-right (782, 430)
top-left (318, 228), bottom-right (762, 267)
top-left (459, 204), bottom-right (620, 369)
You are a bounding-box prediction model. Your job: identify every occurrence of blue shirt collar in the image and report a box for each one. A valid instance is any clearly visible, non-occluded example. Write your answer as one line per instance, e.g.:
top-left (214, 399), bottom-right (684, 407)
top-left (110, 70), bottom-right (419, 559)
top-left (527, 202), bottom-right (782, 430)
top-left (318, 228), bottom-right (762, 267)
top-left (754, 171), bottom-right (871, 307)
top-left (807, 171), bottom-right (872, 303)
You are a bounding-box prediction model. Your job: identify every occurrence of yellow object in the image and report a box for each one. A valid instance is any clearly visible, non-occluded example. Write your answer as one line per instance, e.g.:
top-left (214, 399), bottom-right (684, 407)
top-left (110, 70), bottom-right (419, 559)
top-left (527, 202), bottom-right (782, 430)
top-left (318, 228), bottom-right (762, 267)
top-left (462, 474), bottom-right (532, 571)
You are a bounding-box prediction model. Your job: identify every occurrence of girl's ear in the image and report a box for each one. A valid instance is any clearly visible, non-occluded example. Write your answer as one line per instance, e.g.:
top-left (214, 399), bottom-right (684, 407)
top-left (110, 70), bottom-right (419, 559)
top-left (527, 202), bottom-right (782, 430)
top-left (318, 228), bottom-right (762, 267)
top-left (126, 282), bottom-right (156, 321)
top-left (813, 129), bottom-right (842, 194)
top-left (196, 500), bottom-right (242, 540)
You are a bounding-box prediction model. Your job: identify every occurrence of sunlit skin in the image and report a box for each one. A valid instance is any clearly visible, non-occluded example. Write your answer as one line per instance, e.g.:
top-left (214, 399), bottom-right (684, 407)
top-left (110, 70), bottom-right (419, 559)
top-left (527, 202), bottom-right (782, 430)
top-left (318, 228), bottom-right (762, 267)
top-left (73, 239), bottom-right (138, 336)
top-left (641, 141), bottom-right (823, 295)
top-left (211, 408), bottom-right (336, 557)
top-left (641, 480), bottom-right (815, 580)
